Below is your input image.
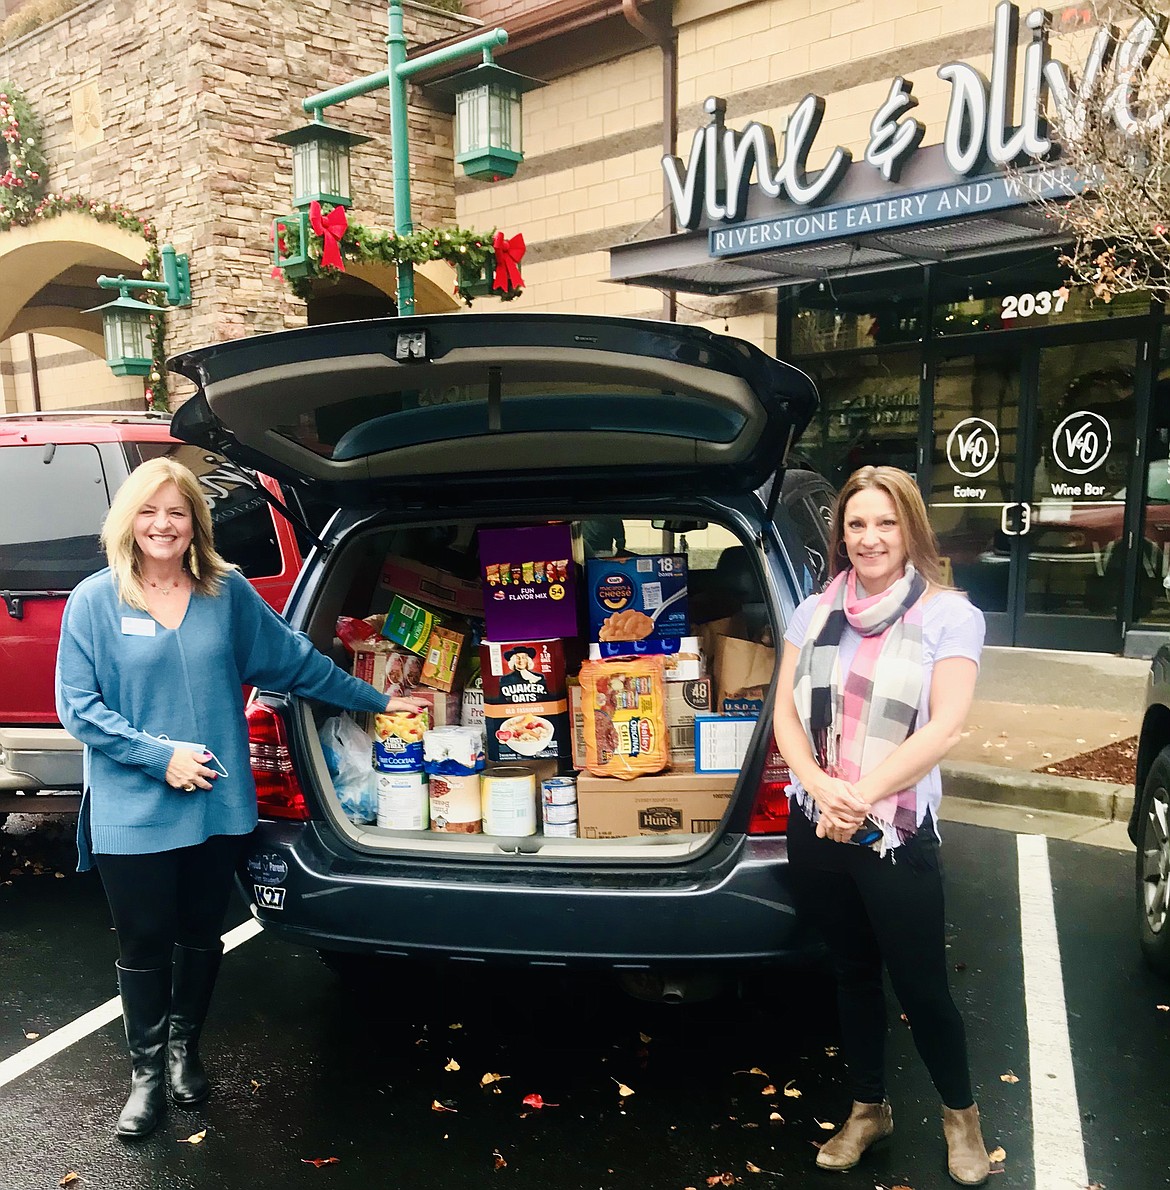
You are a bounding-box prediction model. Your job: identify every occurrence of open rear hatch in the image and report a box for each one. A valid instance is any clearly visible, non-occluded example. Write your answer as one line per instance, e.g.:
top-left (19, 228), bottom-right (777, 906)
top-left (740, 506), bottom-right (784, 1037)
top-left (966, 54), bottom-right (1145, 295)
top-left (168, 313), bottom-right (817, 505)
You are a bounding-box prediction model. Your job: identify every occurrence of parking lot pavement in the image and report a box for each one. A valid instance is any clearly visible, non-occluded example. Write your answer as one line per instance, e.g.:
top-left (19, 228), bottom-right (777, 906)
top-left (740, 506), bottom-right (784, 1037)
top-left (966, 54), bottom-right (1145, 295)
top-left (2, 814), bottom-right (1168, 1190)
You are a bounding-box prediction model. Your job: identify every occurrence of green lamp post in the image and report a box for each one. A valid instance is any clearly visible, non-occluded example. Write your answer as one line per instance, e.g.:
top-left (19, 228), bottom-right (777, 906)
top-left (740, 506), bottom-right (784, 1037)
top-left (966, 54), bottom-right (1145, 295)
top-left (274, 0), bottom-right (542, 316)
top-left (86, 244), bottom-right (192, 378)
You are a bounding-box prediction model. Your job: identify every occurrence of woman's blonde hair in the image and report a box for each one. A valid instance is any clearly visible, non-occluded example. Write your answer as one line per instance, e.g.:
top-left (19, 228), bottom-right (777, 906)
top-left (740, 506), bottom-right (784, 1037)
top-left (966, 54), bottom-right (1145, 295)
top-left (101, 457), bottom-right (234, 610)
top-left (828, 465), bottom-right (952, 589)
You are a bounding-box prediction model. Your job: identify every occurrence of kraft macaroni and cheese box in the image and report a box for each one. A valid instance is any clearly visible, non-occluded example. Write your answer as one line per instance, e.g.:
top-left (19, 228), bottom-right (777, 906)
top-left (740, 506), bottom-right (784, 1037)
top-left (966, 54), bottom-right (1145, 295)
top-left (586, 554), bottom-right (689, 643)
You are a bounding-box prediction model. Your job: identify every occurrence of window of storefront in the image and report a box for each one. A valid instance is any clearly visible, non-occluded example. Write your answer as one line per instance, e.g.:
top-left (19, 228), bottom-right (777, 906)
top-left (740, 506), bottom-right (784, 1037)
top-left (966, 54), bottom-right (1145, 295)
top-left (797, 351), bottom-right (919, 488)
top-left (1134, 346), bottom-right (1170, 627)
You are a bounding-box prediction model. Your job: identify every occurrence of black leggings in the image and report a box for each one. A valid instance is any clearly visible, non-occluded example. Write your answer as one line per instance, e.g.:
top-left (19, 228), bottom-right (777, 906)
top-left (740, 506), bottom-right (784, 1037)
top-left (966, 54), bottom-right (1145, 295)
top-left (94, 834), bottom-right (247, 970)
top-left (786, 803), bottom-right (974, 1110)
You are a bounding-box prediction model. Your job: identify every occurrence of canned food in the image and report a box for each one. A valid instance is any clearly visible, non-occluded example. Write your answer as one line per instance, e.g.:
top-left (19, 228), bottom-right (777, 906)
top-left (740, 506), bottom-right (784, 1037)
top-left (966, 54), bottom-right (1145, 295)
top-left (541, 775), bottom-right (577, 805)
top-left (541, 800), bottom-right (578, 826)
top-left (542, 820), bottom-right (578, 838)
top-left (376, 771), bottom-right (428, 831)
top-left (482, 767), bottom-right (537, 836)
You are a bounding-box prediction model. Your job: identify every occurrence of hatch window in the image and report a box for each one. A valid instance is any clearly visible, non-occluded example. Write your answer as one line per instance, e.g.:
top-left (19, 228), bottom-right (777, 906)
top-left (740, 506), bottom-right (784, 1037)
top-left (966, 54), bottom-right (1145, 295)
top-left (273, 380), bottom-right (748, 462)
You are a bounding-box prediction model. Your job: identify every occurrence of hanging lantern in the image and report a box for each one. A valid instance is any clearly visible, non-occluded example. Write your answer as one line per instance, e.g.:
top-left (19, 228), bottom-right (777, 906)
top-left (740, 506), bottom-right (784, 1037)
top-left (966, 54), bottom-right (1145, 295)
top-left (84, 290), bottom-right (156, 377)
top-left (429, 63), bottom-right (544, 182)
top-left (271, 120), bottom-right (371, 210)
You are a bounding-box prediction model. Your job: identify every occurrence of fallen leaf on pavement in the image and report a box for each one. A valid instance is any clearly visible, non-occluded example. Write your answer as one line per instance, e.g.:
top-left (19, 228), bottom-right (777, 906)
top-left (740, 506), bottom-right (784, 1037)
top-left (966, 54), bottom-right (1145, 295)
top-left (768, 1112), bottom-right (784, 1122)
top-left (449, 1022), bottom-right (463, 1030)
top-left (481, 1072), bottom-right (510, 1088)
top-left (521, 1093), bottom-right (560, 1108)
top-left (250, 1079), bottom-right (262, 1095)
top-left (782, 1080), bottom-right (802, 1098)
top-left (1000, 1071), bottom-right (1020, 1083)
top-left (639, 1032), bottom-right (652, 1043)
top-left (431, 1099), bottom-right (458, 1112)
top-left (824, 1046), bottom-right (838, 1057)
top-left (445, 1058), bottom-right (461, 1072)
top-left (760, 1084), bottom-right (777, 1096)
top-left (178, 1129), bottom-right (207, 1145)
top-left (814, 1119), bottom-right (836, 1130)
top-left (612, 1078), bottom-right (635, 1097)
top-left (300, 1157), bottom-right (340, 1167)
top-left (734, 1066), bottom-right (769, 1077)
top-left (745, 1162), bottom-right (762, 1173)
top-left (58, 1174), bottom-right (81, 1187)
top-left (24, 1031), bottom-right (39, 1040)
top-left (1157, 1004), bottom-right (1168, 1012)
top-left (706, 1175), bottom-right (737, 1187)
top-left (492, 1149), bottom-right (507, 1170)
top-left (988, 1145), bottom-right (1006, 1162)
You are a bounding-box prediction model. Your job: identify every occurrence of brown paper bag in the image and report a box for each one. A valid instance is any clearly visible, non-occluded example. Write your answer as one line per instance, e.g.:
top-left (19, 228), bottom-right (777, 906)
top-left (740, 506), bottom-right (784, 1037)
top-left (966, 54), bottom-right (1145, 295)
top-left (713, 633), bottom-right (776, 708)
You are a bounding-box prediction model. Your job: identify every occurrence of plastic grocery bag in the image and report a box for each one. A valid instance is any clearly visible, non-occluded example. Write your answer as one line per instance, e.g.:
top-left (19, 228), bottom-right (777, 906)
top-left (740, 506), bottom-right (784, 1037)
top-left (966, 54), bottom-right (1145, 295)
top-left (319, 713), bottom-right (376, 824)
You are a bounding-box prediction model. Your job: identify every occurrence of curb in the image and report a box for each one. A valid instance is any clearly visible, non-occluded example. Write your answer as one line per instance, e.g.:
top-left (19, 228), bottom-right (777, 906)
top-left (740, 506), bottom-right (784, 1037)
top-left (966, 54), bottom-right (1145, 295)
top-left (941, 760), bottom-right (1135, 823)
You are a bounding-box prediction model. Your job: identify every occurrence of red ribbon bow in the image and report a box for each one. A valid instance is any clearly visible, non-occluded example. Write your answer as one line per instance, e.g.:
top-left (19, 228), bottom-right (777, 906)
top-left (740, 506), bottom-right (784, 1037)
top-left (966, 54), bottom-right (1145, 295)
top-left (492, 231), bottom-right (525, 293)
top-left (309, 201), bottom-right (348, 272)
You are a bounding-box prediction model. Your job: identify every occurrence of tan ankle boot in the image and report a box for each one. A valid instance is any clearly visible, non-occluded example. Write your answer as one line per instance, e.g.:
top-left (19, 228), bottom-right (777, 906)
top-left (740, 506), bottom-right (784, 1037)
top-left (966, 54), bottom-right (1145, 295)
top-left (815, 1099), bottom-right (893, 1171)
top-left (942, 1104), bottom-right (991, 1185)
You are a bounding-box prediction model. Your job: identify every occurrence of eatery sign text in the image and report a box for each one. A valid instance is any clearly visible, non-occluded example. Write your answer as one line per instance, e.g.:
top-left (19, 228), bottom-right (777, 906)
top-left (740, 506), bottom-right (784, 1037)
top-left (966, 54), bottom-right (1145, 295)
top-left (665, 1), bottom-right (1170, 242)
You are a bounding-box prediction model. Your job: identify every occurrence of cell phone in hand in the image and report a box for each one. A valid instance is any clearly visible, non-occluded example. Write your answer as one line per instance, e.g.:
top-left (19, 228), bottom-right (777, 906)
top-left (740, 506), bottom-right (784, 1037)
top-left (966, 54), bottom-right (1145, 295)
top-left (849, 816), bottom-right (883, 846)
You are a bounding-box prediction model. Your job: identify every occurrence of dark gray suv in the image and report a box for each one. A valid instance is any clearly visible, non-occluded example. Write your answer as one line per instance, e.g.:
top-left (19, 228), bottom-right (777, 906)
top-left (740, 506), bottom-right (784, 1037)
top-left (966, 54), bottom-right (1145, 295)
top-left (169, 313), bottom-right (832, 999)
top-left (1133, 648), bottom-right (1170, 978)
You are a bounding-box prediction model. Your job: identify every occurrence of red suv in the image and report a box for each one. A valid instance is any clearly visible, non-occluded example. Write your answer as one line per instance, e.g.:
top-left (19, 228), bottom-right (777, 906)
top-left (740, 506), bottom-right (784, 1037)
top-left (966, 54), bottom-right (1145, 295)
top-left (0, 411), bottom-right (306, 820)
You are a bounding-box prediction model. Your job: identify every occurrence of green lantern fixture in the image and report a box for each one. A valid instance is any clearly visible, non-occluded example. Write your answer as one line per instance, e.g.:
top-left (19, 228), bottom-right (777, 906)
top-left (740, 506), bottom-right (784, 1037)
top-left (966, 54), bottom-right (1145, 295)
top-left (271, 119), bottom-right (371, 210)
top-left (87, 244), bottom-right (192, 377)
top-left (430, 62), bottom-right (545, 182)
top-left (86, 290), bottom-right (156, 377)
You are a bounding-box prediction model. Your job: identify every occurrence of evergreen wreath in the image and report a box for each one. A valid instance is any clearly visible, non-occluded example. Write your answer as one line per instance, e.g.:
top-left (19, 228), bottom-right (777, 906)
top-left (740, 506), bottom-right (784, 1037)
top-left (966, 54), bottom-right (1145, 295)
top-left (0, 83), bottom-right (171, 409)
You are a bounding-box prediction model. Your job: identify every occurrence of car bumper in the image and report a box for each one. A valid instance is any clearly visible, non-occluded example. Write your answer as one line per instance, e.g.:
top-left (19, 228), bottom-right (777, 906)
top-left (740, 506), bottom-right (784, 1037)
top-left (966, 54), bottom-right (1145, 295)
top-left (238, 821), bottom-right (819, 969)
top-left (0, 727), bottom-right (82, 791)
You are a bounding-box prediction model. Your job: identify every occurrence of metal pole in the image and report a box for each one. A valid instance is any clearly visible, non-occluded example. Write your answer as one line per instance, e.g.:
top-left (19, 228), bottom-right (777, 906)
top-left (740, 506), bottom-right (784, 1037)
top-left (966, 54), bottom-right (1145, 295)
top-left (388, 0), bottom-right (415, 316)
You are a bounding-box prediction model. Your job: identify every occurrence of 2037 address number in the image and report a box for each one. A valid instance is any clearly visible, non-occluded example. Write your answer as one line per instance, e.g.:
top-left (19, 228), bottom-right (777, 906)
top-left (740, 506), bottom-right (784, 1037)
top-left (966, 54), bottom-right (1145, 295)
top-left (1001, 289), bottom-right (1069, 319)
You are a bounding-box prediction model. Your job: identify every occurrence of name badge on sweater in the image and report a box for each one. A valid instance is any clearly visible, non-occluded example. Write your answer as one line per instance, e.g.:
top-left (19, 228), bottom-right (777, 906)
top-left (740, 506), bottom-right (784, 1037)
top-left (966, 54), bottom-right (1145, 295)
top-left (121, 617), bottom-right (156, 637)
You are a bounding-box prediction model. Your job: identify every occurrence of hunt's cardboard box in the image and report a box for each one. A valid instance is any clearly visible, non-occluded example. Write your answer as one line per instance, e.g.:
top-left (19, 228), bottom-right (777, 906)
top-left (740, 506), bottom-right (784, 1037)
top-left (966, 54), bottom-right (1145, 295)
top-left (576, 767), bottom-right (736, 838)
top-left (569, 676), bottom-right (712, 769)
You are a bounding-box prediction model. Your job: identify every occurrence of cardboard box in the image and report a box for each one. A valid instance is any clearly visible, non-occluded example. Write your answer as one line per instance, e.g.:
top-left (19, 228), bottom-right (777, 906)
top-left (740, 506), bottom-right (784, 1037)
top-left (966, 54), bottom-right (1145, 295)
top-left (380, 555), bottom-right (482, 617)
top-left (588, 636), bottom-right (705, 681)
top-left (478, 524), bottom-right (580, 641)
top-left (586, 554), bottom-right (689, 642)
top-left (570, 677), bottom-right (711, 769)
top-left (352, 644), bottom-right (423, 699)
top-left (420, 625), bottom-right (465, 693)
top-left (381, 595), bottom-right (441, 655)
top-left (576, 767), bottom-right (736, 838)
top-left (694, 715), bottom-right (759, 773)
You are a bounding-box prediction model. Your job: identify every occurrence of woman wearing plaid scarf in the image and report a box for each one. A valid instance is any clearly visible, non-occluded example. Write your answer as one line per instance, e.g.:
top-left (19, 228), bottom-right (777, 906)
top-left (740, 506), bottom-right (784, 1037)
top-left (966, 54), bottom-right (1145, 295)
top-left (774, 466), bottom-right (990, 1186)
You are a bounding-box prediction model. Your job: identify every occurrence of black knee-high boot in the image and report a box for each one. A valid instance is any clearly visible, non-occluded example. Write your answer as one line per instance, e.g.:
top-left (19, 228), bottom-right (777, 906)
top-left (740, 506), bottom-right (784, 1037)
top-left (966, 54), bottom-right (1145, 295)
top-left (167, 943), bottom-right (222, 1106)
top-left (115, 964), bottom-right (171, 1140)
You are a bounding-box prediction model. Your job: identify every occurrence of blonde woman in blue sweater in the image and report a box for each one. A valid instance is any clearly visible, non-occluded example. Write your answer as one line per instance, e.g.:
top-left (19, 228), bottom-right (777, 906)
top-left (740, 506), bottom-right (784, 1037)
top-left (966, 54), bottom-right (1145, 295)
top-left (55, 457), bottom-right (418, 1141)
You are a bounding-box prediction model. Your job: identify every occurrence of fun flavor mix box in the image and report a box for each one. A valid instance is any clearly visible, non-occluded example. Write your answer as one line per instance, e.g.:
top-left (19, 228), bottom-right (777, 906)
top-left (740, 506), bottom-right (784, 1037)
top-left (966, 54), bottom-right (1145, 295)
top-left (478, 524), bottom-right (581, 641)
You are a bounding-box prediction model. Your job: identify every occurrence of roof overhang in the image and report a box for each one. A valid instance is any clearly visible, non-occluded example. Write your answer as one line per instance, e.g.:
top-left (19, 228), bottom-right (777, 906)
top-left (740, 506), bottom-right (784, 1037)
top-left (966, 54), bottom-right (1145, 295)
top-left (610, 148), bottom-right (1080, 296)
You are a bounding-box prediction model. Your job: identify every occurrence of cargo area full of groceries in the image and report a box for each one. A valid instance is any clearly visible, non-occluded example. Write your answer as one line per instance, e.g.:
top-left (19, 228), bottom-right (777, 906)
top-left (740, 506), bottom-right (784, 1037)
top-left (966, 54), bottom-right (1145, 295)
top-left (311, 515), bottom-right (790, 852)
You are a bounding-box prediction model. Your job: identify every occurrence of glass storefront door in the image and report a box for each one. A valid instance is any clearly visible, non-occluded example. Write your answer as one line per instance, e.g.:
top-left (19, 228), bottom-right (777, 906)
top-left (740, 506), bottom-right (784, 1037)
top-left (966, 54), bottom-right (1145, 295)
top-left (929, 339), bottom-right (1141, 650)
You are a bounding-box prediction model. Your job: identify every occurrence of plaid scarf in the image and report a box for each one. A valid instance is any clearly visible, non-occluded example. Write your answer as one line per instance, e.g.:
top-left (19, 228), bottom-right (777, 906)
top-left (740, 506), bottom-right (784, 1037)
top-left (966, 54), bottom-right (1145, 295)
top-left (792, 564), bottom-right (927, 849)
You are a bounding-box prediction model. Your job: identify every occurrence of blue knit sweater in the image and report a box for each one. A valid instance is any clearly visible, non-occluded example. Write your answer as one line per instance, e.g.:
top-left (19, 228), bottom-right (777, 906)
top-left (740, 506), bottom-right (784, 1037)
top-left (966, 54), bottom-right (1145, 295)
top-left (55, 568), bottom-right (388, 871)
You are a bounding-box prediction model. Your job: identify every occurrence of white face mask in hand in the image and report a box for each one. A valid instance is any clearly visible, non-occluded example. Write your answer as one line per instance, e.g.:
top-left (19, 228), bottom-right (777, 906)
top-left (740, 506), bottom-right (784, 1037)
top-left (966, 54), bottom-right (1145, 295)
top-left (153, 735), bottom-right (230, 778)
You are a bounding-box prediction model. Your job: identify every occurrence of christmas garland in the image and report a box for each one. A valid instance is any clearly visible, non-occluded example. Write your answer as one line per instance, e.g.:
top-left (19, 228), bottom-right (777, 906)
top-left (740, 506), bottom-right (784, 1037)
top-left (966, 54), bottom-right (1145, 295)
top-left (271, 213), bottom-right (515, 306)
top-left (0, 84), bottom-right (171, 409)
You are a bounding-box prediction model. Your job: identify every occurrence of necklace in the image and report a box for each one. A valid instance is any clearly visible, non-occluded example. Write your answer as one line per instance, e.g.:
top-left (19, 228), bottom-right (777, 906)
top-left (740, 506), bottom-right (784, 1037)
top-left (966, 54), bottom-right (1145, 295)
top-left (146, 575), bottom-right (185, 596)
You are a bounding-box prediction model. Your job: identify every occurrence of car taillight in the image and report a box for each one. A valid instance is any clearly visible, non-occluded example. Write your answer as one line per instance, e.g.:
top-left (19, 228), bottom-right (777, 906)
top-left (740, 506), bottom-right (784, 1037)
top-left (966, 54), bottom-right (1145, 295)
top-left (748, 742), bottom-right (790, 836)
top-left (246, 701), bottom-right (310, 820)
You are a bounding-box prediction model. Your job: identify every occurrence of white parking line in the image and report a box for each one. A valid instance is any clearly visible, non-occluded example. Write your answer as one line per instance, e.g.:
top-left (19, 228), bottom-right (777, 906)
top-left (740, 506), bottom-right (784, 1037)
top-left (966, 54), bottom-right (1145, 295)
top-left (1016, 833), bottom-right (1089, 1190)
top-left (0, 918), bottom-right (261, 1090)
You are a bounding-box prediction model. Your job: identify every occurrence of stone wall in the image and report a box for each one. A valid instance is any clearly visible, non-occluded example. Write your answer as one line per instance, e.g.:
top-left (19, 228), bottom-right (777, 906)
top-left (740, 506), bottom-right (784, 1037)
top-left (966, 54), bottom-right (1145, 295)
top-left (0, 0), bottom-right (471, 391)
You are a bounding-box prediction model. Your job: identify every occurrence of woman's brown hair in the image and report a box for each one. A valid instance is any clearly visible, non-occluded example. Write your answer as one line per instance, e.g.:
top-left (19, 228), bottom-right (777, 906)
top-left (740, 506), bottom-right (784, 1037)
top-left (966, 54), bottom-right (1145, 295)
top-left (828, 465), bottom-right (951, 588)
